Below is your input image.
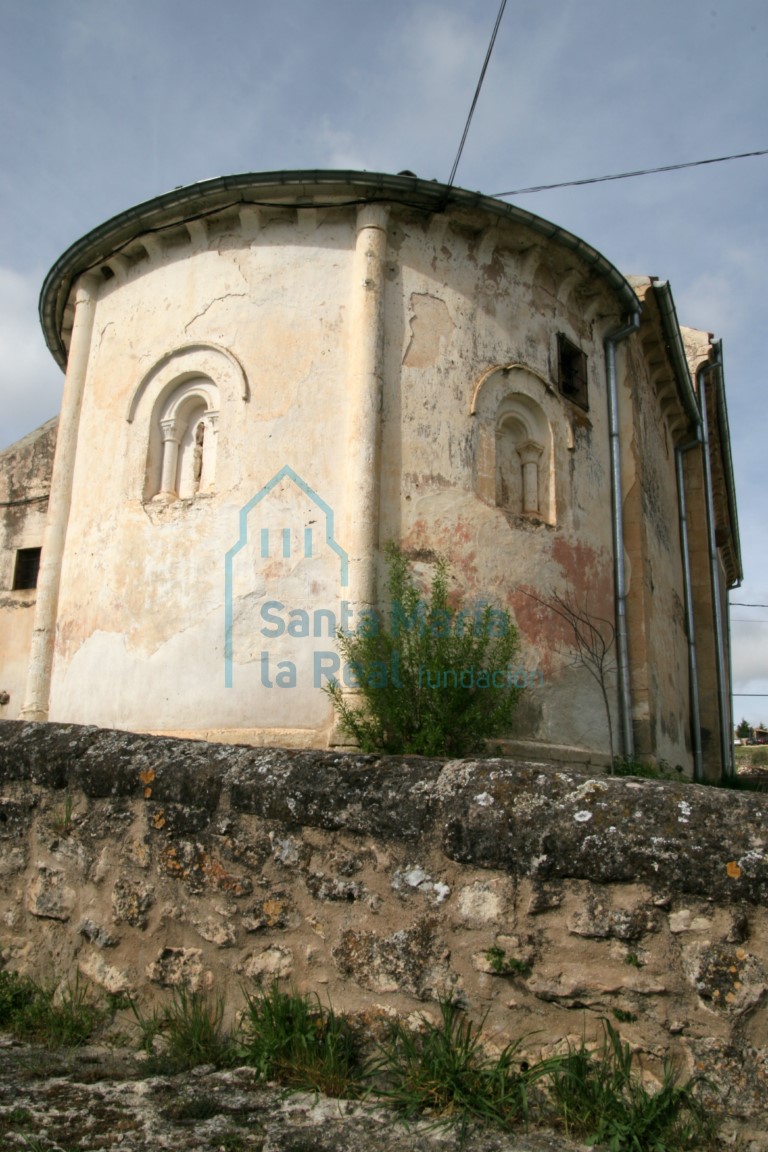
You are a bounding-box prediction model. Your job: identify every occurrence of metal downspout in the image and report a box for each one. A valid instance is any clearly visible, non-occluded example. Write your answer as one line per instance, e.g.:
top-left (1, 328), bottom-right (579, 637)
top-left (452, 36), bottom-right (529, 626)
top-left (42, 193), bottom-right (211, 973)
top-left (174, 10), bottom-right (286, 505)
top-left (604, 312), bottom-right (641, 760)
top-left (675, 437), bottom-right (704, 781)
top-left (697, 349), bottom-right (733, 780)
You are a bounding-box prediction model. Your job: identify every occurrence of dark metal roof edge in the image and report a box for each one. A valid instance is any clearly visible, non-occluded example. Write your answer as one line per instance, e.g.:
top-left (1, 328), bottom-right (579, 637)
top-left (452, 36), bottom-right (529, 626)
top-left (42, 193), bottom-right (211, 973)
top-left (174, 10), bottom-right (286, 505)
top-left (651, 284), bottom-right (741, 583)
top-left (651, 282), bottom-right (701, 430)
top-left (710, 340), bottom-right (743, 584)
top-left (39, 169), bottom-right (640, 371)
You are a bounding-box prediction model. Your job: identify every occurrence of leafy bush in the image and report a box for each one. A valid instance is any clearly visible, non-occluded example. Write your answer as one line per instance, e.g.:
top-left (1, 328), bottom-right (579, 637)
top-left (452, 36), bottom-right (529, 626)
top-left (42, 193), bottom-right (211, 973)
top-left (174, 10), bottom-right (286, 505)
top-left (325, 544), bottom-right (523, 756)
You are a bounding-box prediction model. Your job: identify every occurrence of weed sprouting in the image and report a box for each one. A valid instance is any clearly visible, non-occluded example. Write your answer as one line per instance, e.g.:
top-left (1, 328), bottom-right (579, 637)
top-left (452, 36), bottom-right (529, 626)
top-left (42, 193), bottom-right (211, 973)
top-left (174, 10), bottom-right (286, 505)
top-left (0, 970), bottom-right (37, 1025)
top-left (485, 947), bottom-right (531, 977)
top-left (612, 757), bottom-right (682, 780)
top-left (51, 794), bottom-right (74, 837)
top-left (1, 969), bottom-right (719, 1148)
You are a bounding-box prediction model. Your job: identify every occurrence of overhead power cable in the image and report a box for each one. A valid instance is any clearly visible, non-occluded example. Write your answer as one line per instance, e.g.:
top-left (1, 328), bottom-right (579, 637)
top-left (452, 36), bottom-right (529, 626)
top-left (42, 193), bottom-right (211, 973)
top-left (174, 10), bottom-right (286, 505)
top-left (446, 0), bottom-right (508, 192)
top-left (492, 147), bottom-right (768, 198)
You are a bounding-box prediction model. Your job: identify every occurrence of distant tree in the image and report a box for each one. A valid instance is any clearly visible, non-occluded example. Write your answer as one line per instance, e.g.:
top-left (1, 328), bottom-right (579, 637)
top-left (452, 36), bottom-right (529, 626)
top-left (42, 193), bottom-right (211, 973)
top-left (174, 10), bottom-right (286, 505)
top-left (736, 718), bottom-right (752, 739)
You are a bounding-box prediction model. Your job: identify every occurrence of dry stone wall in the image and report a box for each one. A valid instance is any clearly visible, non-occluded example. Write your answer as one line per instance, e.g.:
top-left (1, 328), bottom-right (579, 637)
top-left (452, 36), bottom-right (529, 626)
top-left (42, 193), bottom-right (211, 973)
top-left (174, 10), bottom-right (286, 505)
top-left (1, 721), bottom-right (767, 1144)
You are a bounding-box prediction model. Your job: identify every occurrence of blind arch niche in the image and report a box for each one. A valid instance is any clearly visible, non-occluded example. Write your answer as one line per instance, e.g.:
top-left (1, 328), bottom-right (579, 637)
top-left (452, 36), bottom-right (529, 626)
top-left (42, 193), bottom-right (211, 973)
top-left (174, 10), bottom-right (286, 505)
top-left (144, 376), bottom-right (220, 501)
top-left (471, 365), bottom-right (556, 525)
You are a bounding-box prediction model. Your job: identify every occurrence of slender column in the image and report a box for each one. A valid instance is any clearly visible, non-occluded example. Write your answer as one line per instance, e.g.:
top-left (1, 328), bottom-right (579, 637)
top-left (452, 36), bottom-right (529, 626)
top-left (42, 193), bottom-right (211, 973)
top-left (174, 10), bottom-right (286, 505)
top-left (158, 417), bottom-right (182, 497)
top-left (344, 203), bottom-right (390, 612)
top-left (518, 440), bottom-right (543, 514)
top-left (21, 275), bottom-right (100, 720)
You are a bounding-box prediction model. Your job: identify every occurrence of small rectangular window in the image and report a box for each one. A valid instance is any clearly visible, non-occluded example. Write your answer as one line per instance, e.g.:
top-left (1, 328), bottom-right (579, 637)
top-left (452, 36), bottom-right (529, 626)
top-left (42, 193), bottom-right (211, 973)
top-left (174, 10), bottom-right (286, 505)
top-left (12, 547), bottom-right (41, 590)
top-left (557, 334), bottom-right (588, 410)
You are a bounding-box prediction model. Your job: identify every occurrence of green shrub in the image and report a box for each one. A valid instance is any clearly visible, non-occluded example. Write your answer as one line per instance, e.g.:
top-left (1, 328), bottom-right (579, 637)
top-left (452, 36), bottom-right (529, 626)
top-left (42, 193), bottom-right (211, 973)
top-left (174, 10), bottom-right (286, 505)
top-left (239, 982), bottom-right (365, 1097)
top-left (325, 544), bottom-right (523, 756)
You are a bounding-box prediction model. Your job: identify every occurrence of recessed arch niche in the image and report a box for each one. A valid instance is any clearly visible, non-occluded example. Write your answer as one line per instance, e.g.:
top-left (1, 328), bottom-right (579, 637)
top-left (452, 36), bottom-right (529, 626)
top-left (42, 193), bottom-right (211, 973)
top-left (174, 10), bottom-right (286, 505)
top-left (470, 365), bottom-right (556, 525)
top-left (127, 342), bottom-right (248, 502)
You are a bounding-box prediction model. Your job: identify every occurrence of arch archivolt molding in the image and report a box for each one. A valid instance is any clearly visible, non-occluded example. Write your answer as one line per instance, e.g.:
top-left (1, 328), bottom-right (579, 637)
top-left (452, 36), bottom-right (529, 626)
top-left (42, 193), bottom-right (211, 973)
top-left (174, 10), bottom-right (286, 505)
top-left (127, 342), bottom-right (247, 503)
top-left (127, 342), bottom-right (249, 424)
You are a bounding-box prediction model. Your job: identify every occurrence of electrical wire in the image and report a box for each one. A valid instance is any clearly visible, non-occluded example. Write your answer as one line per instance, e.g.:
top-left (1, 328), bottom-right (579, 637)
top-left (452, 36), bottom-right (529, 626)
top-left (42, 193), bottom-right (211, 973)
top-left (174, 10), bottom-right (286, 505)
top-left (492, 147), bottom-right (768, 198)
top-left (446, 0), bottom-right (508, 192)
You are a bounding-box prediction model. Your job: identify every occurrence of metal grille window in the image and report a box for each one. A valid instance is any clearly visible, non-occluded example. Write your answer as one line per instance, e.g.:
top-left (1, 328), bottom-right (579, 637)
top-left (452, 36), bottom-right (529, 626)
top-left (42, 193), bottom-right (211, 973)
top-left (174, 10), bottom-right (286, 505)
top-left (12, 547), bottom-right (41, 590)
top-left (557, 334), bottom-right (588, 410)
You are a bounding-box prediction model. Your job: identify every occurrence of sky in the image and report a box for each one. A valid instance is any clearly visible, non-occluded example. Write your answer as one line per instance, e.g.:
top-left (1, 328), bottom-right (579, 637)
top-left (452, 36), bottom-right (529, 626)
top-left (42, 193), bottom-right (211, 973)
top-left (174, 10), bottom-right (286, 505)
top-left (0, 0), bottom-right (766, 723)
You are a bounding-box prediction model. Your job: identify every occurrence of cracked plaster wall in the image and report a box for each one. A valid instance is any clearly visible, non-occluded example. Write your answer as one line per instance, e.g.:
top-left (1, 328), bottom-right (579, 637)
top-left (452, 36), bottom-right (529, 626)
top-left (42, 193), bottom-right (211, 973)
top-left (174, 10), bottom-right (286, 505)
top-left (5, 196), bottom-right (704, 771)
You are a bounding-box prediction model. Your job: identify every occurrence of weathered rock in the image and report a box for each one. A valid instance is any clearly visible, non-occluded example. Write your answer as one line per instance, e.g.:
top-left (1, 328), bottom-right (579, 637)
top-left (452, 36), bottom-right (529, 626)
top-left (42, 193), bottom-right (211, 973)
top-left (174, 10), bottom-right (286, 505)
top-left (26, 865), bottom-right (76, 921)
top-left (1, 720), bottom-right (768, 1142)
top-left (334, 919), bottom-right (449, 998)
top-left (0, 1039), bottom-right (617, 1152)
top-left (146, 946), bottom-right (205, 989)
top-left (112, 877), bottom-right (155, 928)
top-left (79, 917), bottom-right (119, 948)
top-left (240, 944), bottom-right (294, 982)
top-left (684, 942), bottom-right (768, 1016)
top-left (568, 887), bottom-right (659, 940)
top-left (78, 950), bottom-right (133, 994)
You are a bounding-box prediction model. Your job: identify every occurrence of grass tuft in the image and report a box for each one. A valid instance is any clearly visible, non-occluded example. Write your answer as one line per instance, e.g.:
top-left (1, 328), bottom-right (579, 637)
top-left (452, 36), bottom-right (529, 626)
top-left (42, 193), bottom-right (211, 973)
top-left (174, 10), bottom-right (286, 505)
top-left (239, 981), bottom-right (365, 1097)
top-left (130, 985), bottom-right (235, 1072)
top-left (548, 1018), bottom-right (715, 1150)
top-left (1, 971), bottom-right (106, 1048)
top-left (372, 997), bottom-right (552, 1134)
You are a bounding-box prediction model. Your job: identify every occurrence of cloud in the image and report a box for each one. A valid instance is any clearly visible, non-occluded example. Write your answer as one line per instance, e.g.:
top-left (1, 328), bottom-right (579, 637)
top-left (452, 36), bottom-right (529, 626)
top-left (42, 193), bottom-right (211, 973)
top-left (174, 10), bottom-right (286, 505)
top-left (0, 266), bottom-right (61, 451)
